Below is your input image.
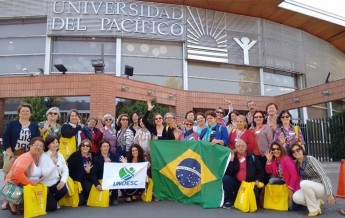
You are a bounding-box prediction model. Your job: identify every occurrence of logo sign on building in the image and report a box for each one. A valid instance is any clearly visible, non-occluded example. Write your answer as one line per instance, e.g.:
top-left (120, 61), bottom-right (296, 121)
top-left (102, 162), bottom-right (148, 190)
top-left (47, 0), bottom-right (261, 66)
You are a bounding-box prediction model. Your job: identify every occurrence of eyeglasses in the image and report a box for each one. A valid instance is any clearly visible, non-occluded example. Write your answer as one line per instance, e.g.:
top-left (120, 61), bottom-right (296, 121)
top-left (165, 117), bottom-right (174, 119)
top-left (121, 118), bottom-right (129, 121)
top-left (254, 116), bottom-right (263, 119)
top-left (291, 148), bottom-right (302, 154)
top-left (216, 111), bottom-right (224, 114)
top-left (281, 115), bottom-right (290, 119)
top-left (155, 117), bottom-right (162, 120)
top-left (185, 123), bottom-right (193, 126)
top-left (81, 144), bottom-right (91, 148)
top-left (48, 112), bottom-right (58, 115)
top-left (105, 118), bottom-right (112, 121)
top-left (271, 147), bottom-right (281, 151)
top-left (32, 143), bottom-right (44, 148)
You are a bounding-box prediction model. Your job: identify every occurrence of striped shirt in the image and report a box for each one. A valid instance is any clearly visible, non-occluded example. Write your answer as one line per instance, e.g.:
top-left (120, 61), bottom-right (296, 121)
top-left (296, 155), bottom-right (333, 195)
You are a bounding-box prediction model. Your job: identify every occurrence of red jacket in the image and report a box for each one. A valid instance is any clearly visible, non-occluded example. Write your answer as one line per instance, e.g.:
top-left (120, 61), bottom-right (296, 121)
top-left (228, 129), bottom-right (258, 155)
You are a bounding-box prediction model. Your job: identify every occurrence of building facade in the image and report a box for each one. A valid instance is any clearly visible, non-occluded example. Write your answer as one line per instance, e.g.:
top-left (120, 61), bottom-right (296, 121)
top-left (1, 0), bottom-right (345, 120)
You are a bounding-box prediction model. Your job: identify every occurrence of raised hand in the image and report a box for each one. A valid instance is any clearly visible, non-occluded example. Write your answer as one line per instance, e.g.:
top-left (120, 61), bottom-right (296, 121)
top-left (147, 100), bottom-right (155, 111)
top-left (265, 150), bottom-right (273, 162)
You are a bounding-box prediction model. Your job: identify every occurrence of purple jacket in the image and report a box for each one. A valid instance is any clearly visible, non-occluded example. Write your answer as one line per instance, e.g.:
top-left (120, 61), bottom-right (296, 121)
top-left (266, 155), bottom-right (301, 192)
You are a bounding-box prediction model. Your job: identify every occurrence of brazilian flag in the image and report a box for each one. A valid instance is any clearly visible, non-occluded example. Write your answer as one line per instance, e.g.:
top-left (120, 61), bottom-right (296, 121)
top-left (151, 140), bottom-right (231, 208)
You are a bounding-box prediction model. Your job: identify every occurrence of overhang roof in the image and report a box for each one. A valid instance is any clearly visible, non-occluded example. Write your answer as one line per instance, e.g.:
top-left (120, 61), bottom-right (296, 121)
top-left (148, 0), bottom-right (345, 54)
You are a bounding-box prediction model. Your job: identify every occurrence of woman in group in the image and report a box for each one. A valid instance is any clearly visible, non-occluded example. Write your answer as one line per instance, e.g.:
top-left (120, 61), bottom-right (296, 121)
top-left (61, 109), bottom-right (92, 150)
top-left (2, 103), bottom-right (40, 209)
top-left (200, 111), bottom-right (228, 146)
top-left (119, 144), bottom-right (146, 202)
top-left (226, 111), bottom-right (239, 135)
top-left (194, 112), bottom-right (207, 135)
top-left (265, 141), bottom-right (300, 207)
top-left (134, 117), bottom-right (152, 156)
top-left (290, 143), bottom-right (335, 216)
top-left (228, 115), bottom-right (256, 154)
top-left (129, 112), bottom-right (141, 136)
top-left (67, 139), bottom-right (94, 206)
top-left (142, 100), bottom-right (175, 140)
top-left (164, 112), bottom-right (182, 140)
top-left (222, 139), bottom-right (264, 208)
top-left (274, 110), bottom-right (305, 151)
top-left (251, 110), bottom-right (273, 170)
top-left (102, 114), bottom-right (117, 154)
top-left (81, 117), bottom-right (103, 154)
top-left (4, 137), bottom-right (45, 215)
top-left (116, 114), bottom-right (134, 160)
top-left (38, 107), bottom-right (62, 140)
top-left (91, 139), bottom-right (118, 205)
top-left (40, 135), bottom-right (69, 211)
top-left (179, 119), bottom-right (200, 140)
top-left (266, 103), bottom-right (278, 131)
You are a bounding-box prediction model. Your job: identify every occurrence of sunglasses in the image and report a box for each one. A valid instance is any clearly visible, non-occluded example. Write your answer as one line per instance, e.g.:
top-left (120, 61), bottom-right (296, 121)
top-left (105, 118), bottom-right (112, 121)
top-left (165, 117), bottom-right (174, 119)
top-left (216, 111), bottom-right (224, 114)
top-left (48, 112), bottom-right (58, 115)
top-left (81, 144), bottom-right (91, 148)
top-left (281, 115), bottom-right (290, 119)
top-left (254, 116), bottom-right (263, 119)
top-left (271, 147), bottom-right (281, 151)
top-left (121, 118), bottom-right (129, 121)
top-left (185, 123), bottom-right (193, 126)
top-left (291, 148), bottom-right (302, 154)
top-left (155, 117), bottom-right (162, 120)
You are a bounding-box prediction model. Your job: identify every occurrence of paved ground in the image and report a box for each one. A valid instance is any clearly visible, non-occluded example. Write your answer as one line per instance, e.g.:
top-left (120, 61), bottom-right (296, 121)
top-left (1, 162), bottom-right (344, 218)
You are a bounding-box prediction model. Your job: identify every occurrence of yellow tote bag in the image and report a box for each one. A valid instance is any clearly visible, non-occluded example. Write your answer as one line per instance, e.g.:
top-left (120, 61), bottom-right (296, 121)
top-left (59, 136), bottom-right (76, 160)
top-left (263, 184), bottom-right (289, 211)
top-left (87, 180), bottom-right (109, 208)
top-left (59, 181), bottom-right (83, 207)
top-left (23, 184), bottom-right (47, 218)
top-left (66, 177), bottom-right (76, 196)
top-left (234, 181), bottom-right (257, 213)
top-left (141, 178), bottom-right (153, 202)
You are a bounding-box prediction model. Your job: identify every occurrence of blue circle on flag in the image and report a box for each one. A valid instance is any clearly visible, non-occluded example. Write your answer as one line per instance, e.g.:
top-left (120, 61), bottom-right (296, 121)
top-left (176, 158), bottom-right (201, 188)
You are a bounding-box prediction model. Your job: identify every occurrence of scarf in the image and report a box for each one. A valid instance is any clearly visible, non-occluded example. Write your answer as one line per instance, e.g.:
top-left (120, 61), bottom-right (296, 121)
top-left (202, 123), bottom-right (217, 141)
top-left (183, 129), bottom-right (194, 140)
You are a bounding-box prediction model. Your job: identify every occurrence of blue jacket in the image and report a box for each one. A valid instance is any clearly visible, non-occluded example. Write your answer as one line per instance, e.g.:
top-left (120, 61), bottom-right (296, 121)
top-left (200, 124), bottom-right (229, 146)
top-left (3, 120), bottom-right (40, 152)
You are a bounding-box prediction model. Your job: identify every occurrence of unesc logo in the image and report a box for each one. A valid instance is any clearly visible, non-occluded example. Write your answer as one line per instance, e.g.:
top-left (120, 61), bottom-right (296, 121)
top-left (113, 166), bottom-right (138, 186)
top-left (119, 166), bottom-right (135, 180)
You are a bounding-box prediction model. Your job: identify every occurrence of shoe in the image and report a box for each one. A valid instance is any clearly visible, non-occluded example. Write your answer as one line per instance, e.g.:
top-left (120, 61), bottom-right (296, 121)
top-left (319, 199), bottom-right (325, 206)
top-left (125, 197), bottom-right (132, 203)
top-left (338, 209), bottom-right (345, 216)
top-left (111, 199), bottom-right (119, 205)
top-left (1, 201), bottom-right (8, 210)
top-left (7, 203), bottom-right (22, 215)
top-left (222, 201), bottom-right (234, 209)
top-left (131, 195), bottom-right (137, 201)
top-left (308, 209), bottom-right (322, 217)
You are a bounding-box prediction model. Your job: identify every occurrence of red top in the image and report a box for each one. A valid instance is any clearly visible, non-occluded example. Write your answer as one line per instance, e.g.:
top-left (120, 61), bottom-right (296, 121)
top-left (229, 129), bottom-right (258, 155)
top-left (236, 154), bottom-right (247, 181)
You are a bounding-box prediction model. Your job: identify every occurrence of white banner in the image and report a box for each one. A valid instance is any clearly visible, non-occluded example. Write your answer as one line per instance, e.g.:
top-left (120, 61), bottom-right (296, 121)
top-left (102, 162), bottom-right (148, 190)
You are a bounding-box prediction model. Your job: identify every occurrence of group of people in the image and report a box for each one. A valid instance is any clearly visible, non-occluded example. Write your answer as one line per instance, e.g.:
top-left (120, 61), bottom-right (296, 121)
top-left (0, 99), bottom-right (336, 216)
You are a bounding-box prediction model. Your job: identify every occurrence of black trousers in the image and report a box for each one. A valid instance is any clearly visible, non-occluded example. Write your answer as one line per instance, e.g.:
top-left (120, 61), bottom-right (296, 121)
top-left (46, 181), bottom-right (68, 211)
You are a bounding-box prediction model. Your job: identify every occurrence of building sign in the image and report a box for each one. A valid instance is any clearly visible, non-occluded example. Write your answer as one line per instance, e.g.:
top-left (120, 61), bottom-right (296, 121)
top-left (47, 0), bottom-right (261, 66)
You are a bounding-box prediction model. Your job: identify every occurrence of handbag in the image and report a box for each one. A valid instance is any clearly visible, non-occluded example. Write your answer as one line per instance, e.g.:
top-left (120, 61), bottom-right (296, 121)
top-left (23, 184), bottom-right (48, 218)
top-left (59, 136), bottom-right (76, 160)
top-left (59, 181), bottom-right (83, 207)
top-left (263, 184), bottom-right (289, 211)
top-left (141, 177), bottom-right (153, 202)
top-left (87, 180), bottom-right (109, 208)
top-left (234, 181), bottom-right (257, 213)
top-left (0, 181), bottom-right (23, 204)
top-left (2, 152), bottom-right (15, 173)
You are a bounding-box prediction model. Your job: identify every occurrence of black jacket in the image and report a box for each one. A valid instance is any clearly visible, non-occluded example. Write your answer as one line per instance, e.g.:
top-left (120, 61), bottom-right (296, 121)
top-left (67, 151), bottom-right (93, 182)
top-left (90, 152), bottom-right (118, 187)
top-left (142, 110), bottom-right (175, 140)
top-left (225, 152), bottom-right (264, 182)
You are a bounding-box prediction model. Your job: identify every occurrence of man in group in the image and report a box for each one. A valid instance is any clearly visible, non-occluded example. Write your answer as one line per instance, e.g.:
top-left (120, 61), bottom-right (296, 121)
top-left (246, 100), bottom-right (256, 128)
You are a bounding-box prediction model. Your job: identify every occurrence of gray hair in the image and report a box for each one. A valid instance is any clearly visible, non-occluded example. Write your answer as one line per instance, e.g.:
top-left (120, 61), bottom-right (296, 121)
top-left (46, 107), bottom-right (61, 119)
top-left (102, 114), bottom-right (114, 123)
top-left (164, 112), bottom-right (176, 121)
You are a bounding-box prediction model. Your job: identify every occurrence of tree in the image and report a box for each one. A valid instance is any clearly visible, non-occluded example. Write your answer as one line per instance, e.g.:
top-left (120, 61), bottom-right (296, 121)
top-left (116, 99), bottom-right (169, 121)
top-left (329, 109), bottom-right (345, 161)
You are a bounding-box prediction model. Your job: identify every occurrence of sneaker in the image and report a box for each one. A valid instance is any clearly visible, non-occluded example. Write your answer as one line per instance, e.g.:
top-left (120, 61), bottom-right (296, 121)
top-left (111, 199), bottom-right (119, 205)
top-left (131, 195), bottom-right (137, 201)
top-left (125, 197), bottom-right (132, 203)
top-left (1, 201), bottom-right (8, 210)
top-left (222, 201), bottom-right (234, 209)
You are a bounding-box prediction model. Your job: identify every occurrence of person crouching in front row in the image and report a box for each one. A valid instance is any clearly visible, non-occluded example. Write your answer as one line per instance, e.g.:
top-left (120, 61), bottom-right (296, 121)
top-left (222, 139), bottom-right (264, 209)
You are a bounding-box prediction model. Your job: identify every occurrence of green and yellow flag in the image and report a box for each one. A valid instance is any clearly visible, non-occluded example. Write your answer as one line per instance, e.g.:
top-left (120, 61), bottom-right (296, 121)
top-left (151, 140), bottom-right (231, 208)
